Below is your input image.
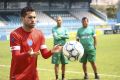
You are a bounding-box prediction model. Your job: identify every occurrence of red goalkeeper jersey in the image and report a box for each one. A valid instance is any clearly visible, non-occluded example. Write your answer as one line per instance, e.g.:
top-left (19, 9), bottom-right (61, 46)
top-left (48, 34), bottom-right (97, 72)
top-left (10, 27), bottom-right (52, 80)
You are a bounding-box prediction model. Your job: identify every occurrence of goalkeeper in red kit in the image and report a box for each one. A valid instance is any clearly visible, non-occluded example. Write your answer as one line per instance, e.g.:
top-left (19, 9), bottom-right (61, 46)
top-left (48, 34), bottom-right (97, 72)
top-left (10, 6), bottom-right (62, 80)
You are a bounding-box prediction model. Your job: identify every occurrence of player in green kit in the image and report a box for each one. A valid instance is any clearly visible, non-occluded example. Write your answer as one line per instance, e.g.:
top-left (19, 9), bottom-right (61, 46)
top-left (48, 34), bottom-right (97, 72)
top-left (52, 16), bottom-right (69, 80)
top-left (76, 17), bottom-right (100, 80)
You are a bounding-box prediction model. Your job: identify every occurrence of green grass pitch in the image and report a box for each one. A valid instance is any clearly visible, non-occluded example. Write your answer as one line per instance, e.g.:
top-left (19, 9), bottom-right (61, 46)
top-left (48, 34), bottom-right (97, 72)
top-left (0, 34), bottom-right (120, 80)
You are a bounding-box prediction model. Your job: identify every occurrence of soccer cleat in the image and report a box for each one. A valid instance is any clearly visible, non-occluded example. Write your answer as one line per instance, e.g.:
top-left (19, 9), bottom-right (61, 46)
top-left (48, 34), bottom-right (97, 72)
top-left (95, 75), bottom-right (100, 80)
top-left (84, 75), bottom-right (89, 80)
top-left (62, 78), bottom-right (66, 80)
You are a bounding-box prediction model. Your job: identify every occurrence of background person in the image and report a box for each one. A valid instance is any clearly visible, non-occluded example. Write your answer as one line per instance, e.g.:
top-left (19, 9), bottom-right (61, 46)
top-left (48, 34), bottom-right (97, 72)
top-left (76, 17), bottom-right (100, 80)
top-left (52, 16), bottom-right (69, 80)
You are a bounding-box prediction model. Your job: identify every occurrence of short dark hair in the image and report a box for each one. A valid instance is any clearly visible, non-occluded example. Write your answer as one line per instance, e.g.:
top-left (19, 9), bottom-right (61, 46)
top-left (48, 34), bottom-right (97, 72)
top-left (21, 6), bottom-right (35, 17)
top-left (82, 17), bottom-right (88, 21)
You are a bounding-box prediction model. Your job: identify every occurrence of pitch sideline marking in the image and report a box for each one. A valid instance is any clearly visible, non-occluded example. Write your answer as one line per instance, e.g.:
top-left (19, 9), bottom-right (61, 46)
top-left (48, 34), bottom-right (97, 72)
top-left (0, 64), bottom-right (120, 78)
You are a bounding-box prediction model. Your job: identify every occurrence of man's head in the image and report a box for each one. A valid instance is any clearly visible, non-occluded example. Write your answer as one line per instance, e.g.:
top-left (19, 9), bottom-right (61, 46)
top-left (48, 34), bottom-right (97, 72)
top-left (82, 17), bottom-right (89, 28)
top-left (21, 7), bottom-right (36, 29)
top-left (56, 16), bottom-right (62, 27)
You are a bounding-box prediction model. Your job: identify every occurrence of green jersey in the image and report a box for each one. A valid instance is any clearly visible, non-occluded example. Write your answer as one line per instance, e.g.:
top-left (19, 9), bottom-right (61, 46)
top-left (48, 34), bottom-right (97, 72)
top-left (77, 27), bottom-right (96, 51)
top-left (52, 26), bottom-right (69, 46)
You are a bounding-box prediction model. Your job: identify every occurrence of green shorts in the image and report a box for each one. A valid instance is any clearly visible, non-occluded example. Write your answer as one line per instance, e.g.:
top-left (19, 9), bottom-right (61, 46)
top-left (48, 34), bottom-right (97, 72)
top-left (80, 49), bottom-right (96, 63)
top-left (52, 52), bottom-right (68, 64)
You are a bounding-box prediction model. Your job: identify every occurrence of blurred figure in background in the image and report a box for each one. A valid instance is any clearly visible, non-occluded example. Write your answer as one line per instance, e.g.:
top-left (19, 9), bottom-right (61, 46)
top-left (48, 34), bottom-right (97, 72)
top-left (52, 16), bottom-right (69, 80)
top-left (76, 17), bottom-right (100, 80)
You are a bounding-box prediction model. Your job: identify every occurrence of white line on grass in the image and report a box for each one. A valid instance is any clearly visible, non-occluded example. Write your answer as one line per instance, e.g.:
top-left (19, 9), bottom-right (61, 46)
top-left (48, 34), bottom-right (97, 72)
top-left (0, 64), bottom-right (120, 78)
top-left (37, 68), bottom-right (120, 78)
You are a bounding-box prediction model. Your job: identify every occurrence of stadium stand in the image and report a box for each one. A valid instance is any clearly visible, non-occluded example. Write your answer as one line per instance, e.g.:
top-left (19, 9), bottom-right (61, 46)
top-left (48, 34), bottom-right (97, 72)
top-left (117, 10), bottom-right (120, 23)
top-left (44, 11), bottom-right (81, 31)
top-left (70, 9), bottom-right (106, 25)
top-left (0, 0), bottom-right (107, 40)
top-left (36, 11), bottom-right (56, 36)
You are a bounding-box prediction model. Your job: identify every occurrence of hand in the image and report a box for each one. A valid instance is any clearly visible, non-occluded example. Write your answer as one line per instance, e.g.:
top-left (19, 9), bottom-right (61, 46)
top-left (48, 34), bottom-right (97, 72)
top-left (51, 45), bottom-right (63, 53)
top-left (28, 48), bottom-right (40, 57)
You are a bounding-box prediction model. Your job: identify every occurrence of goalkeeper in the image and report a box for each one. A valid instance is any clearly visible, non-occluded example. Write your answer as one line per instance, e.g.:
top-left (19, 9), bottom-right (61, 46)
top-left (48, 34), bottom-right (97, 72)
top-left (52, 16), bottom-right (69, 80)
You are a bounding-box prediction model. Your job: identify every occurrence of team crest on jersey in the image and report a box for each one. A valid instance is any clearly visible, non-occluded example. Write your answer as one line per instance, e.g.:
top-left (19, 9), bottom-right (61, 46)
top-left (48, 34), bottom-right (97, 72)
top-left (27, 39), bottom-right (33, 47)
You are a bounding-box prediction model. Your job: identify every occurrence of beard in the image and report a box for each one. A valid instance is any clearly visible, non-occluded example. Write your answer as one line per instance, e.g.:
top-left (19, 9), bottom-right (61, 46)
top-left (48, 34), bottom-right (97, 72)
top-left (83, 24), bottom-right (88, 28)
top-left (25, 23), bottom-right (35, 29)
top-left (30, 24), bottom-right (35, 28)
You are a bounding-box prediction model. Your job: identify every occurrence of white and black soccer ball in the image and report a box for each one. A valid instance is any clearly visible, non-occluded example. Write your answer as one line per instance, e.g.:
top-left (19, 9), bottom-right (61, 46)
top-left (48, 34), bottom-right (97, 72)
top-left (63, 41), bottom-right (84, 61)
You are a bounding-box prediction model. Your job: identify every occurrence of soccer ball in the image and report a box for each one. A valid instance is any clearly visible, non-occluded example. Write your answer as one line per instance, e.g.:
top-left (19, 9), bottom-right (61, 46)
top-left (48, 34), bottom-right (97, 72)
top-left (63, 41), bottom-right (84, 61)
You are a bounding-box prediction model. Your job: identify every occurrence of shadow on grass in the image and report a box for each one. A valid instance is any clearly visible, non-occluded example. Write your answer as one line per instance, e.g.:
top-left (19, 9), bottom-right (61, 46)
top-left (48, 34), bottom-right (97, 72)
top-left (67, 79), bottom-right (84, 80)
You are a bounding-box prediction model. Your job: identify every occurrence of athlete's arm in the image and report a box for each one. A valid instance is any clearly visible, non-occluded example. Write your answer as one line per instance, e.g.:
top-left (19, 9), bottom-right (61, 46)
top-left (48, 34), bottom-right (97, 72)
top-left (76, 30), bottom-right (80, 42)
top-left (40, 45), bottom-right (52, 59)
top-left (61, 34), bottom-right (69, 39)
top-left (40, 30), bottom-right (63, 59)
top-left (61, 28), bottom-right (69, 39)
top-left (10, 32), bottom-right (31, 61)
top-left (39, 31), bottom-right (53, 59)
top-left (93, 28), bottom-right (97, 49)
top-left (40, 45), bottom-right (62, 59)
top-left (53, 32), bottom-right (62, 39)
top-left (93, 35), bottom-right (97, 49)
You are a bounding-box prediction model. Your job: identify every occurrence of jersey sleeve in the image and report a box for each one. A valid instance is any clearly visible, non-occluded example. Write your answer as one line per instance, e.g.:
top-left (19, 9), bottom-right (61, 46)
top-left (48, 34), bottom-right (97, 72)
top-left (10, 32), bottom-right (30, 61)
top-left (76, 29), bottom-right (80, 40)
top-left (39, 31), bottom-right (52, 59)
